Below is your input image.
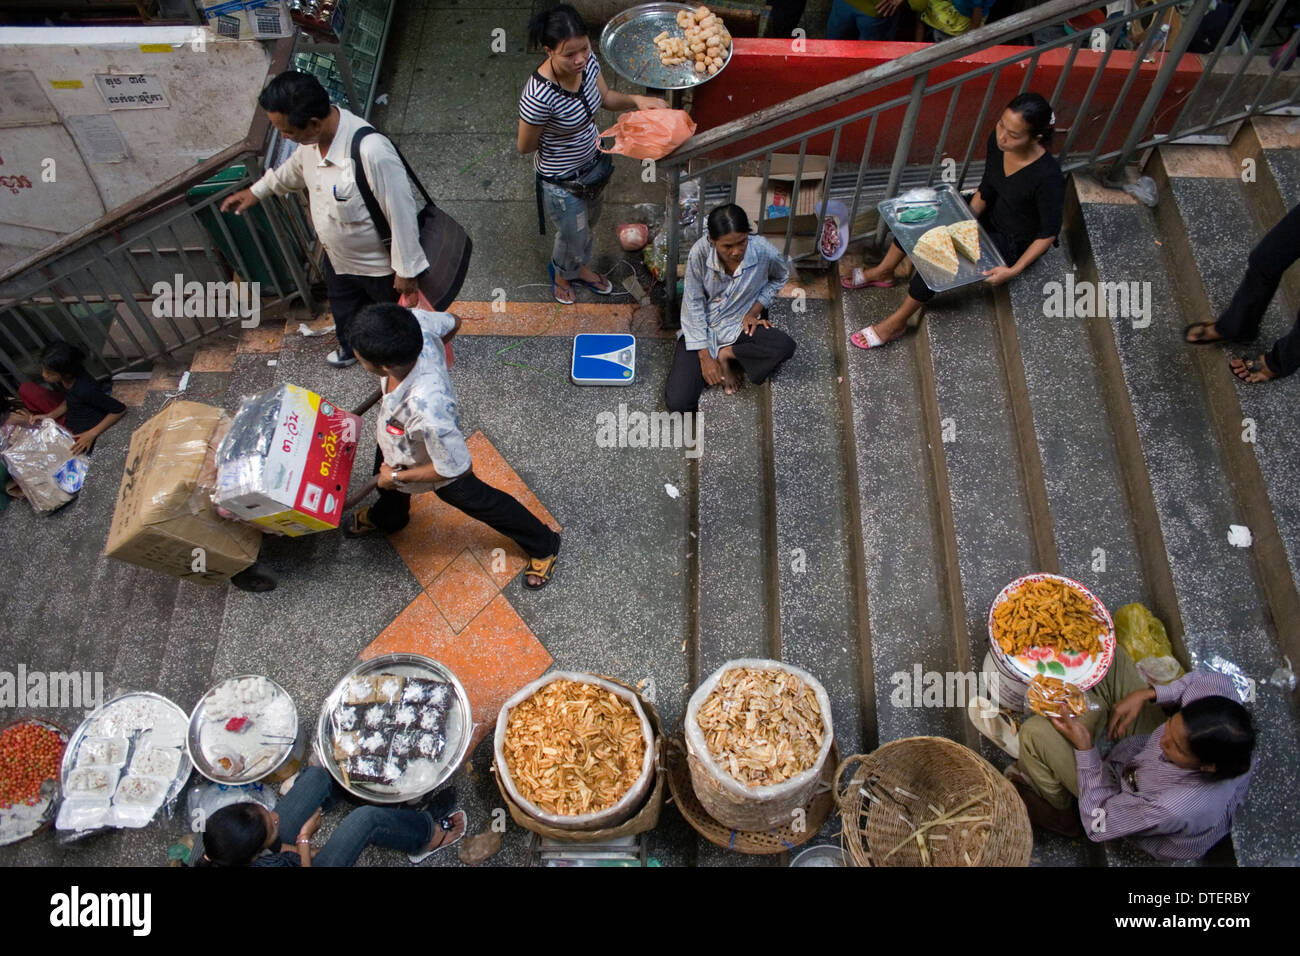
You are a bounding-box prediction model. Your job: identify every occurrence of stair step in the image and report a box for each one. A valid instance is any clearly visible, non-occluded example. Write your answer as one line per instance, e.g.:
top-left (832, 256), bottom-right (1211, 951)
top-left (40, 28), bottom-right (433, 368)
top-left (1075, 195), bottom-right (1300, 866)
top-left (925, 288), bottom-right (1039, 709)
top-left (157, 579), bottom-right (229, 709)
top-left (839, 290), bottom-right (965, 745)
top-left (1004, 243), bottom-right (1150, 604)
top-left (694, 386), bottom-right (772, 672)
top-left (768, 298), bottom-right (866, 757)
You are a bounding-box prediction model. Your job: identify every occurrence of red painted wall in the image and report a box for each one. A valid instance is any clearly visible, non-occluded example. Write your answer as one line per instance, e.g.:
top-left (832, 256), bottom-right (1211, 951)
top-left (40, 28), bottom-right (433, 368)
top-left (691, 39), bottom-right (1204, 166)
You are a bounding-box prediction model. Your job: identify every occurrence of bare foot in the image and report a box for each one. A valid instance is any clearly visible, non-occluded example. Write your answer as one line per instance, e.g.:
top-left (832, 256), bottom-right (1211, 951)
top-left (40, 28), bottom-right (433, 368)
top-left (1230, 355), bottom-right (1277, 383)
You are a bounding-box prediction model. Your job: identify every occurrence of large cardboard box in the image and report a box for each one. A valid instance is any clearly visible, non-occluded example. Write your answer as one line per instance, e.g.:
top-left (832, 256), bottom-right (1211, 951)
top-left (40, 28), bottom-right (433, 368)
top-left (735, 154), bottom-right (830, 236)
top-left (215, 384), bottom-right (362, 536)
top-left (105, 402), bottom-right (261, 582)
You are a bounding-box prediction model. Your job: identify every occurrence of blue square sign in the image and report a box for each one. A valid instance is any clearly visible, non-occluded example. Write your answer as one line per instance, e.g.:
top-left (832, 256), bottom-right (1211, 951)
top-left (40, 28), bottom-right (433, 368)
top-left (571, 333), bottom-right (636, 386)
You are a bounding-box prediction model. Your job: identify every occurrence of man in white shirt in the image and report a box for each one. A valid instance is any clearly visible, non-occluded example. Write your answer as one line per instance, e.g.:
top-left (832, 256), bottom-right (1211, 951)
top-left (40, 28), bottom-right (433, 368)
top-left (221, 71), bottom-right (427, 368)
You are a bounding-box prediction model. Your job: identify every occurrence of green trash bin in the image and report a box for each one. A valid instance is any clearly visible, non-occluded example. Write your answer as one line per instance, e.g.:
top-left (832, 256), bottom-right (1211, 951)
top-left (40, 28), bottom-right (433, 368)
top-left (187, 164), bottom-right (304, 298)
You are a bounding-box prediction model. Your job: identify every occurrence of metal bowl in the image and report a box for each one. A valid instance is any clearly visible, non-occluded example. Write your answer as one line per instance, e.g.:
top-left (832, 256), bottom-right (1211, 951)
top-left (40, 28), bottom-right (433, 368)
top-left (0, 718), bottom-right (69, 846)
top-left (315, 654), bottom-right (472, 804)
top-left (187, 675), bottom-right (299, 785)
top-left (600, 2), bottom-right (734, 91)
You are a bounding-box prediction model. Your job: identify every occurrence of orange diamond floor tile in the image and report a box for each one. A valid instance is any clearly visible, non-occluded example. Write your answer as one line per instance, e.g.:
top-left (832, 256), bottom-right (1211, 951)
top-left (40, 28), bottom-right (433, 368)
top-left (361, 430), bottom-right (560, 736)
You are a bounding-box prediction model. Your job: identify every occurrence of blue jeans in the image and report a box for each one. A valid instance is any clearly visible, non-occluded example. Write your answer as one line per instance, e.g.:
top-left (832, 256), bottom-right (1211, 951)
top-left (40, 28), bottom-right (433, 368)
top-left (276, 767), bottom-right (435, 868)
top-left (826, 0), bottom-right (899, 40)
top-left (540, 178), bottom-right (603, 280)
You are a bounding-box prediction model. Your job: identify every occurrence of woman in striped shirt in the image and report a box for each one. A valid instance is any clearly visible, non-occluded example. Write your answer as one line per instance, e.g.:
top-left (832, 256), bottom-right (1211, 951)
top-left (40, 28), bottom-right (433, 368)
top-left (518, 4), bottom-right (666, 304)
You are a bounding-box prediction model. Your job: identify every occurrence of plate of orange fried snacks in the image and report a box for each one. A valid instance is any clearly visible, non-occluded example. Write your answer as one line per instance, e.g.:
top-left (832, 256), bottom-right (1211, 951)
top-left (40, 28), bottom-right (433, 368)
top-left (988, 573), bottom-right (1115, 691)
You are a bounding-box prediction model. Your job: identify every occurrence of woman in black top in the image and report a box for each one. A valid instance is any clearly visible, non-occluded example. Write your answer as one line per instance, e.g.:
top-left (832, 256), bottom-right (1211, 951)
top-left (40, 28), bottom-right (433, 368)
top-left (18, 341), bottom-right (125, 454)
top-left (846, 93), bottom-right (1065, 350)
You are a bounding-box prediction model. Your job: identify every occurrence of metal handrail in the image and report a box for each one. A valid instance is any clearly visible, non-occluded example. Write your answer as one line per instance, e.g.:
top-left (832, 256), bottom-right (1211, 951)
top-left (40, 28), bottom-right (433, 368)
top-left (660, 0), bottom-right (1300, 320)
top-left (661, 0), bottom-right (1100, 168)
top-left (0, 172), bottom-right (318, 397)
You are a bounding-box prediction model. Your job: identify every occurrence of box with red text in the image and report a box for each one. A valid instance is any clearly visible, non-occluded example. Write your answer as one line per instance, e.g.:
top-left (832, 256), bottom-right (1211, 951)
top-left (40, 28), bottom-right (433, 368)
top-left (215, 384), bottom-right (361, 535)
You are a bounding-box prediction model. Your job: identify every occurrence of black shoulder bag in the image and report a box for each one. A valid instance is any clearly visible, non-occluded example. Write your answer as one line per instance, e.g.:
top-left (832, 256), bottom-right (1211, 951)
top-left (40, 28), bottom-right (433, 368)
top-left (351, 127), bottom-right (472, 312)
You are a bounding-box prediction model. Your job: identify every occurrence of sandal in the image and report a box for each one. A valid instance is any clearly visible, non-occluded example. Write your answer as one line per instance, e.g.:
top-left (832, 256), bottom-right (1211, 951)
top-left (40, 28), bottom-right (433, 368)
top-left (575, 273), bottom-right (615, 295)
top-left (1230, 355), bottom-right (1277, 384)
top-left (342, 506), bottom-right (381, 538)
top-left (548, 263), bottom-right (575, 305)
top-left (849, 326), bottom-right (886, 350)
top-left (1183, 322), bottom-right (1224, 344)
top-left (408, 809), bottom-right (466, 864)
top-left (841, 266), bottom-right (895, 290)
top-left (523, 534), bottom-right (561, 590)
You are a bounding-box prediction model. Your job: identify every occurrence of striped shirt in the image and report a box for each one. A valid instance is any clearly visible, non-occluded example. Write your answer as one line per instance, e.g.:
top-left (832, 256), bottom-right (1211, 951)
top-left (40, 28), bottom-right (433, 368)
top-left (519, 56), bottom-right (602, 178)
top-left (1075, 672), bottom-right (1252, 861)
top-left (680, 234), bottom-right (790, 358)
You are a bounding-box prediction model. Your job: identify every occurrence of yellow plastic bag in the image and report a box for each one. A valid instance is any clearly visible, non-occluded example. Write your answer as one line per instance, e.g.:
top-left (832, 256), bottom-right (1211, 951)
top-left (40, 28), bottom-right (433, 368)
top-left (1114, 603), bottom-right (1174, 661)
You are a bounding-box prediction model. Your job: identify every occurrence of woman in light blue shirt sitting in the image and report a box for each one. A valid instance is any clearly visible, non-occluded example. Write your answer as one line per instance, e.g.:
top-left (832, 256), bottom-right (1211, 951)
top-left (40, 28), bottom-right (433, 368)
top-left (666, 204), bottom-right (797, 413)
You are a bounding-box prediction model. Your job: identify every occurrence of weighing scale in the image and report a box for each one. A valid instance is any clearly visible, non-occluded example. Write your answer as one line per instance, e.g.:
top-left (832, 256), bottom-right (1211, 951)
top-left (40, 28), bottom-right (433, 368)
top-left (571, 333), bottom-right (637, 385)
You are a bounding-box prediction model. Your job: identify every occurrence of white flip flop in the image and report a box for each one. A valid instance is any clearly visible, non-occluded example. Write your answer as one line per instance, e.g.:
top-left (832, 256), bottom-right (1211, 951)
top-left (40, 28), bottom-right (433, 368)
top-left (968, 696), bottom-right (1020, 759)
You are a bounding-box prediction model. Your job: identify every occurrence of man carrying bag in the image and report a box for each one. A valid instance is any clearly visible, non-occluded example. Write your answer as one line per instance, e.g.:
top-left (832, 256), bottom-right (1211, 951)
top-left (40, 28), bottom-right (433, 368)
top-left (222, 71), bottom-right (469, 368)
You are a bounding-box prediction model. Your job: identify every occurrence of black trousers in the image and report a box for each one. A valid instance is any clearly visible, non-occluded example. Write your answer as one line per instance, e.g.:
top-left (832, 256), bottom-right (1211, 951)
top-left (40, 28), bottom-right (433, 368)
top-left (366, 448), bottom-right (558, 559)
top-left (766, 0), bottom-right (807, 38)
top-left (1214, 202), bottom-right (1300, 378)
top-left (895, 229), bottom-right (1024, 303)
top-left (323, 255), bottom-right (399, 360)
top-left (665, 326), bottom-right (797, 413)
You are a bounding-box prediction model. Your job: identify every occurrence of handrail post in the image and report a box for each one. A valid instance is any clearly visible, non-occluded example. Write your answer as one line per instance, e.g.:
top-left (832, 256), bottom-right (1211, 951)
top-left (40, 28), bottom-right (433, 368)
top-left (1104, 0), bottom-right (1211, 184)
top-left (875, 74), bottom-right (929, 245)
top-left (664, 168), bottom-right (682, 327)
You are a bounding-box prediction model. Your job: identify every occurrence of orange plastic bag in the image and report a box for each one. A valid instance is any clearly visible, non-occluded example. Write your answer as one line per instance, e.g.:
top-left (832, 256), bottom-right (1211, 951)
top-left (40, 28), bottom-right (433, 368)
top-left (599, 109), bottom-right (696, 160)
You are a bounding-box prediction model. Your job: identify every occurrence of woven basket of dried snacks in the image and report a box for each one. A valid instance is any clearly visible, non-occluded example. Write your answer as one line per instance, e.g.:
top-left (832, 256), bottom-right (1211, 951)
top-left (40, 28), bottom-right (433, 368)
top-left (494, 672), bottom-right (655, 831)
top-left (835, 737), bottom-right (1032, 867)
top-left (684, 659), bottom-right (834, 831)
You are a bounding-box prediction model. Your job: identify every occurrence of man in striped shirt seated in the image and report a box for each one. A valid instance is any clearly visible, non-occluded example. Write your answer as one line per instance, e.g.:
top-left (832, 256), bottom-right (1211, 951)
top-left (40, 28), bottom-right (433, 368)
top-left (1007, 648), bottom-right (1255, 861)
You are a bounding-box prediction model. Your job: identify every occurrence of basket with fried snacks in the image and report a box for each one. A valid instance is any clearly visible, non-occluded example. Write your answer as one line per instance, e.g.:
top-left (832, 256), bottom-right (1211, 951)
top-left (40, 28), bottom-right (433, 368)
top-left (1027, 675), bottom-right (1094, 720)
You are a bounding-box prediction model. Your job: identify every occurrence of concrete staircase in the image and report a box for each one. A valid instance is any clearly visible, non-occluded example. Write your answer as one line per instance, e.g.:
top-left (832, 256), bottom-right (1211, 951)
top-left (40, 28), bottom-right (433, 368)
top-left (687, 113), bottom-right (1300, 866)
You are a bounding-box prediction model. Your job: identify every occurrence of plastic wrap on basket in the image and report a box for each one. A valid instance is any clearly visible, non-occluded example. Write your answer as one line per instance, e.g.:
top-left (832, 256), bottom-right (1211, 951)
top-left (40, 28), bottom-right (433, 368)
top-left (684, 658), bottom-right (834, 831)
top-left (1, 419), bottom-right (86, 512)
top-left (493, 672), bottom-right (656, 832)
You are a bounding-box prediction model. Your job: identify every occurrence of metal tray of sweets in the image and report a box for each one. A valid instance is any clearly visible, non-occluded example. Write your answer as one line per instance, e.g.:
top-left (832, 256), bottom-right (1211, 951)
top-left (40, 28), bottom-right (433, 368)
top-left (187, 675), bottom-right (300, 785)
top-left (315, 654), bottom-right (472, 804)
top-left (57, 691), bottom-right (192, 832)
top-left (601, 3), bottom-right (733, 91)
top-left (877, 183), bottom-right (1007, 294)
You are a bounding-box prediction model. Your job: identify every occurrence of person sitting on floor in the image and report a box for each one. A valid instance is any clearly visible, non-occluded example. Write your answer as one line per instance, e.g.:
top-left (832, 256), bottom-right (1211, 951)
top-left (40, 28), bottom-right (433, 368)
top-left (344, 303), bottom-right (562, 590)
top-left (1183, 200), bottom-right (1300, 383)
top-left (194, 766), bottom-right (465, 867)
top-left (1004, 646), bottom-right (1255, 861)
top-left (846, 92), bottom-right (1064, 350)
top-left (666, 203), bottom-right (796, 414)
top-left (17, 341), bottom-right (126, 454)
